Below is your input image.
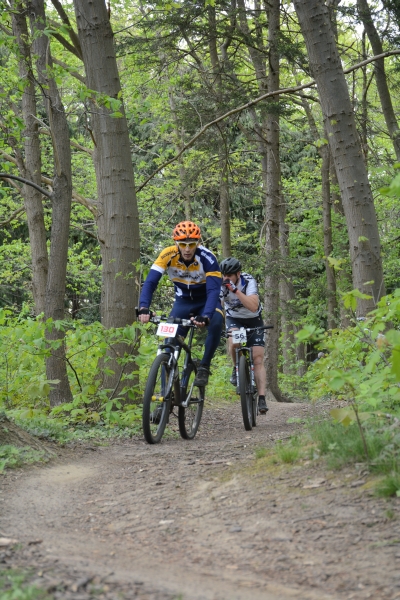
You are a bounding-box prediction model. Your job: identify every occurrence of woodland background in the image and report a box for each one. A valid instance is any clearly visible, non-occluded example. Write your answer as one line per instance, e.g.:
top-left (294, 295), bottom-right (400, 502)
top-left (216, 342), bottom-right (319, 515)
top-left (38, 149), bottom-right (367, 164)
top-left (0, 0), bottom-right (399, 477)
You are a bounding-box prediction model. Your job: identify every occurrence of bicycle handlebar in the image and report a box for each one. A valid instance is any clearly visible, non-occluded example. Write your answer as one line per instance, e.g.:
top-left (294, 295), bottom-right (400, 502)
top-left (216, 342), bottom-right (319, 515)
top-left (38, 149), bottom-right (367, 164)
top-left (227, 324), bottom-right (273, 335)
top-left (135, 308), bottom-right (197, 328)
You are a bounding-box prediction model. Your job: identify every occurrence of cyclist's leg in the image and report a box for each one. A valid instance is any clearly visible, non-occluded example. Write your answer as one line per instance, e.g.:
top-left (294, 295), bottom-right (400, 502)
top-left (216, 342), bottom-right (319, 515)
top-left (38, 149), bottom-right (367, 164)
top-left (201, 305), bottom-right (223, 367)
top-left (252, 346), bottom-right (266, 396)
top-left (225, 316), bottom-right (242, 385)
top-left (247, 318), bottom-right (267, 412)
top-left (169, 298), bottom-right (206, 337)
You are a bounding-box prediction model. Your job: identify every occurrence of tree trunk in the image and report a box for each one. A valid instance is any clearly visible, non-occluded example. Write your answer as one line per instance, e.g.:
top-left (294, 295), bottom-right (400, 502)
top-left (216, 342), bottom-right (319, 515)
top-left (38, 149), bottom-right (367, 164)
top-left (11, 2), bottom-right (48, 316)
top-left (73, 0), bottom-right (140, 395)
top-left (279, 200), bottom-right (296, 375)
top-left (73, 0), bottom-right (140, 332)
top-left (220, 157), bottom-right (232, 258)
top-left (208, 5), bottom-right (232, 258)
top-left (321, 145), bottom-right (338, 329)
top-left (31, 0), bottom-right (73, 406)
top-left (263, 0), bottom-right (287, 402)
top-left (357, 0), bottom-right (400, 161)
top-left (330, 157), bottom-right (353, 328)
top-left (236, 0), bottom-right (286, 400)
top-left (293, 0), bottom-right (385, 315)
top-left (296, 79), bottom-right (338, 329)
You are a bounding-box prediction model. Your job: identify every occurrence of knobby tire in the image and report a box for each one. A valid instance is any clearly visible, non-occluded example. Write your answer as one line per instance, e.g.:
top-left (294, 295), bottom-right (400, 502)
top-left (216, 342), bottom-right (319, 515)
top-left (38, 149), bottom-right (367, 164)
top-left (142, 353), bottom-right (173, 444)
top-left (239, 354), bottom-right (252, 431)
top-left (178, 362), bottom-right (204, 439)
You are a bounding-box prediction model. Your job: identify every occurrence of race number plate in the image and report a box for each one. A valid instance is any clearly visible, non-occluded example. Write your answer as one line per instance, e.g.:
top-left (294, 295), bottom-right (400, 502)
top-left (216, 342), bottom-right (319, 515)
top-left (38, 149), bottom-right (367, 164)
top-left (231, 328), bottom-right (247, 344)
top-left (156, 322), bottom-right (179, 337)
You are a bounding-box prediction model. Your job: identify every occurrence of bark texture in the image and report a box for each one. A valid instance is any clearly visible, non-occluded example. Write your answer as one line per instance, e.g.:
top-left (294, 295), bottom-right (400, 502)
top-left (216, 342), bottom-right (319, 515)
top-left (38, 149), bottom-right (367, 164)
top-left (11, 2), bottom-right (48, 315)
top-left (73, 0), bottom-right (140, 331)
top-left (263, 0), bottom-right (287, 401)
top-left (294, 0), bottom-right (385, 315)
top-left (31, 0), bottom-right (73, 405)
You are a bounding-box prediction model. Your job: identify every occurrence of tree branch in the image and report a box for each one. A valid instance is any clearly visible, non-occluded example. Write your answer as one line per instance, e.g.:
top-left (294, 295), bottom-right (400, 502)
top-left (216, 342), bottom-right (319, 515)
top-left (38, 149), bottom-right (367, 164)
top-left (49, 0), bottom-right (83, 59)
top-left (0, 206), bottom-right (25, 226)
top-left (52, 57), bottom-right (86, 84)
top-left (135, 49), bottom-right (400, 193)
top-left (0, 173), bottom-right (52, 197)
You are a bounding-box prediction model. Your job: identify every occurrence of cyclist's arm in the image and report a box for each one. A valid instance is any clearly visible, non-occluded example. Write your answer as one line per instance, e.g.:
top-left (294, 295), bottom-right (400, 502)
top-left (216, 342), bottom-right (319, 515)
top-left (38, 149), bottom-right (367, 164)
top-left (139, 269), bottom-right (162, 309)
top-left (234, 291), bottom-right (259, 313)
top-left (139, 247), bottom-right (175, 309)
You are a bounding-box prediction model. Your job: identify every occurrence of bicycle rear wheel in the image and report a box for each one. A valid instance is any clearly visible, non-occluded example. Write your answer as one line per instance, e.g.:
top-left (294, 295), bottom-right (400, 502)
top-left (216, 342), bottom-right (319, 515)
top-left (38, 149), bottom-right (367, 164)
top-left (252, 393), bottom-right (258, 427)
top-left (239, 354), bottom-right (252, 431)
top-left (142, 353), bottom-right (173, 444)
top-left (178, 362), bottom-right (204, 439)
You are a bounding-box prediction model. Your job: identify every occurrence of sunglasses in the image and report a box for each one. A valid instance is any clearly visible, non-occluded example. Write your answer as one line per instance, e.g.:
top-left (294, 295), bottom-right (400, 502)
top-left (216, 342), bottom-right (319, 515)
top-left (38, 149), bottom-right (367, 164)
top-left (176, 240), bottom-right (198, 250)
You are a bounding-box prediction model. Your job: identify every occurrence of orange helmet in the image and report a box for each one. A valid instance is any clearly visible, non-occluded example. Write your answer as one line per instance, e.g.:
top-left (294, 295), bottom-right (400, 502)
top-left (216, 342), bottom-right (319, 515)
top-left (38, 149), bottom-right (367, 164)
top-left (172, 221), bottom-right (201, 240)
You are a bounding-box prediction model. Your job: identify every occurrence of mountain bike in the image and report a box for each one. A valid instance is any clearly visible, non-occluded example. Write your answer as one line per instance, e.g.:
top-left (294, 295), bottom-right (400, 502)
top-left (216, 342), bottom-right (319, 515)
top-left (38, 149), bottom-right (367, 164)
top-left (139, 313), bottom-right (204, 444)
top-left (230, 325), bottom-right (273, 431)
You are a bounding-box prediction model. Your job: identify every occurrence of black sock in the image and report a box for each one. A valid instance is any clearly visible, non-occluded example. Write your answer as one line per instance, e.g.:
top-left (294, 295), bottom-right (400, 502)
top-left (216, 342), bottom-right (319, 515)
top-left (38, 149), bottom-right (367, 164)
top-left (258, 395), bottom-right (265, 401)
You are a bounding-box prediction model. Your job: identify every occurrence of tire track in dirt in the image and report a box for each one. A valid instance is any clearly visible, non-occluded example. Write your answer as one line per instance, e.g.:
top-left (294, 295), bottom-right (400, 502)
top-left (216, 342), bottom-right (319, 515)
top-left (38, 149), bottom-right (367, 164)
top-left (1, 402), bottom-right (399, 599)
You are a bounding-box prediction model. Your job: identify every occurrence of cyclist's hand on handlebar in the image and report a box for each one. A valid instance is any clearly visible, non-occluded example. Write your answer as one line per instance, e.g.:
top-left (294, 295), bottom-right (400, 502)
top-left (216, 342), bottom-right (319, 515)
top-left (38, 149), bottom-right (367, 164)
top-left (137, 307), bottom-right (151, 323)
top-left (222, 278), bottom-right (238, 293)
top-left (191, 315), bottom-right (210, 328)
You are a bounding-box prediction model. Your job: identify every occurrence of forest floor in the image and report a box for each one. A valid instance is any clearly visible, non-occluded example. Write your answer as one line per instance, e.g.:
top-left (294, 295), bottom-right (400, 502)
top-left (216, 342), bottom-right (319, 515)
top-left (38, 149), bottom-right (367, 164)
top-left (1, 400), bottom-right (400, 600)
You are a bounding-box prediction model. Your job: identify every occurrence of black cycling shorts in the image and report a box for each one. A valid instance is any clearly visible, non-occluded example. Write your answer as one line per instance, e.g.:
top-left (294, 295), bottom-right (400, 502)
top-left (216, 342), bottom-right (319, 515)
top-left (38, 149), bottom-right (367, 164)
top-left (225, 315), bottom-right (265, 347)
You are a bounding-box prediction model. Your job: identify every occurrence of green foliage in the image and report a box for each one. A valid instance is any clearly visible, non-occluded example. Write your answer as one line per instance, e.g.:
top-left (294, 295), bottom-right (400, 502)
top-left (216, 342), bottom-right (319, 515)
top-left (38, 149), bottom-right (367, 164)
top-left (275, 437), bottom-right (301, 464)
top-left (309, 420), bottom-right (388, 469)
top-left (298, 289), bottom-right (400, 416)
top-left (0, 309), bottom-right (154, 432)
top-left (0, 569), bottom-right (52, 600)
top-left (374, 473), bottom-right (400, 498)
top-left (254, 446), bottom-right (267, 459)
top-left (0, 445), bottom-right (46, 472)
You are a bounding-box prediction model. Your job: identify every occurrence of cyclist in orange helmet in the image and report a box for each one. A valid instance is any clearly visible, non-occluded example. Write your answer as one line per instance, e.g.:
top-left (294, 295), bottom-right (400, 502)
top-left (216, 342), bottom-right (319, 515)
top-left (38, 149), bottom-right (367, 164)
top-left (138, 220), bottom-right (223, 386)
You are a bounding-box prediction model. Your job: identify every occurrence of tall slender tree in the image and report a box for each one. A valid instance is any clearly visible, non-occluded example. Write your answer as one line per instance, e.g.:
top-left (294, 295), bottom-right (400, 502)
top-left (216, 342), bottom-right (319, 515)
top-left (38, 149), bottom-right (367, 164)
top-left (11, 1), bottom-right (48, 315)
top-left (30, 0), bottom-right (73, 405)
top-left (357, 0), bottom-right (400, 161)
top-left (293, 0), bottom-right (385, 314)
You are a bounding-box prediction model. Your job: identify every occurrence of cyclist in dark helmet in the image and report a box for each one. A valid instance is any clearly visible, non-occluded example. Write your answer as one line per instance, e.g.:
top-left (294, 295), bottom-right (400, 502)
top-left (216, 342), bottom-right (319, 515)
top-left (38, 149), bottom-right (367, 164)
top-left (220, 257), bottom-right (268, 414)
top-left (138, 221), bottom-right (223, 387)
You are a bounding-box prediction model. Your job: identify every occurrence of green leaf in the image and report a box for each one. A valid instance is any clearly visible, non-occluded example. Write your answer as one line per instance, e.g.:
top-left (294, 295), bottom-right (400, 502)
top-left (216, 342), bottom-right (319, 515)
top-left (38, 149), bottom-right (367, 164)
top-left (330, 407), bottom-right (354, 426)
top-left (391, 349), bottom-right (400, 382)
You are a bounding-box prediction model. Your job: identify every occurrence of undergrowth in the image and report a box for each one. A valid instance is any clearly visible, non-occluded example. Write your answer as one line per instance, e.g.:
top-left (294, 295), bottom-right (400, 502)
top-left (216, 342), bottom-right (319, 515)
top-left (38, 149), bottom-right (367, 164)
top-left (254, 416), bottom-right (400, 497)
top-left (0, 568), bottom-right (52, 600)
top-left (0, 445), bottom-right (46, 472)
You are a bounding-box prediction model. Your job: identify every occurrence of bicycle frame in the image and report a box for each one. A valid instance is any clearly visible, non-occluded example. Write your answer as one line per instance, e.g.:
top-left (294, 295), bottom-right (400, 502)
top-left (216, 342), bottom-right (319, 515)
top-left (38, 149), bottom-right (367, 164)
top-left (155, 323), bottom-right (197, 409)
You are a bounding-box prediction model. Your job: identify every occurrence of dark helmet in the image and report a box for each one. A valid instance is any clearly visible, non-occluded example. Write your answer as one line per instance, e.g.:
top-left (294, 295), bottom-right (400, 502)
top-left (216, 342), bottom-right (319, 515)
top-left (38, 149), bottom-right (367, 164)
top-left (220, 257), bottom-right (242, 275)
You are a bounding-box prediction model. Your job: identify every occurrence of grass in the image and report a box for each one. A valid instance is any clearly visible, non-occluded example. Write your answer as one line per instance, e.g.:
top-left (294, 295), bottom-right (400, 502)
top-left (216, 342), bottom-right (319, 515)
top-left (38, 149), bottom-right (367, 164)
top-left (275, 436), bottom-right (301, 464)
top-left (254, 446), bottom-right (267, 459)
top-left (309, 420), bottom-right (388, 469)
top-left (0, 569), bottom-right (52, 600)
top-left (374, 473), bottom-right (400, 498)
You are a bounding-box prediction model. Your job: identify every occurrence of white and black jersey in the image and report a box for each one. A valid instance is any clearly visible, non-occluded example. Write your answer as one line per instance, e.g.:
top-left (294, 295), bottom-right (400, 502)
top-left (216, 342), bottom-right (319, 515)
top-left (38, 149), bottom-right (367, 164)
top-left (220, 272), bottom-right (262, 319)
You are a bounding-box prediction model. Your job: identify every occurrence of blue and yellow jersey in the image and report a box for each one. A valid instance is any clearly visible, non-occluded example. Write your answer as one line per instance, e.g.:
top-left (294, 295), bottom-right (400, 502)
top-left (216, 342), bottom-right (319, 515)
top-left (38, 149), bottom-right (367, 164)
top-left (139, 245), bottom-right (222, 317)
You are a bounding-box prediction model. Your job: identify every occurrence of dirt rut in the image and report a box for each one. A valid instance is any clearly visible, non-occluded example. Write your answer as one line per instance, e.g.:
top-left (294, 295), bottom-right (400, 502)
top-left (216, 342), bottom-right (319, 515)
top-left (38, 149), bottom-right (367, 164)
top-left (1, 402), bottom-right (399, 599)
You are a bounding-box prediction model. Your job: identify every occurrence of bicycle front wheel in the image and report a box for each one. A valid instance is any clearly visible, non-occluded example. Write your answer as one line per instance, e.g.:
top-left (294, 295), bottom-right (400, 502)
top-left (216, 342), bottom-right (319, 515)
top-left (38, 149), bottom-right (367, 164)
top-left (239, 354), bottom-right (252, 431)
top-left (142, 353), bottom-right (173, 444)
top-left (178, 362), bottom-right (204, 440)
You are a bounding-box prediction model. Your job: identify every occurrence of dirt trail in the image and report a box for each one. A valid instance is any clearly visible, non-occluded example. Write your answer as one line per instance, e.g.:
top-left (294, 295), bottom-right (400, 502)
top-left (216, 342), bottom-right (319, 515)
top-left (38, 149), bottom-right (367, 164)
top-left (1, 402), bottom-right (400, 600)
